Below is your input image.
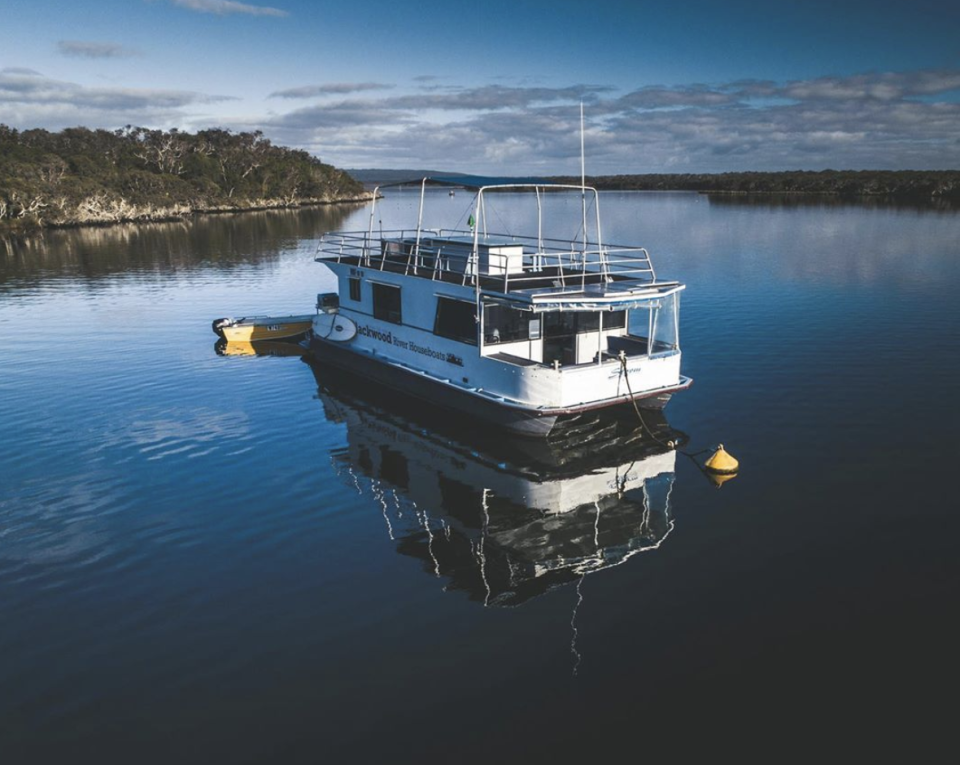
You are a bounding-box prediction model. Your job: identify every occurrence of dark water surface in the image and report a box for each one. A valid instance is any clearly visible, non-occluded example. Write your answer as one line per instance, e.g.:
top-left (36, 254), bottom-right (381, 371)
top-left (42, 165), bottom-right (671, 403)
top-left (2, 194), bottom-right (958, 761)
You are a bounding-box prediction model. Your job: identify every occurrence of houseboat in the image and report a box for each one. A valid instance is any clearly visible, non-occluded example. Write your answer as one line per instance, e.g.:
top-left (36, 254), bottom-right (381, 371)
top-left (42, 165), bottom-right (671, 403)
top-left (308, 176), bottom-right (691, 437)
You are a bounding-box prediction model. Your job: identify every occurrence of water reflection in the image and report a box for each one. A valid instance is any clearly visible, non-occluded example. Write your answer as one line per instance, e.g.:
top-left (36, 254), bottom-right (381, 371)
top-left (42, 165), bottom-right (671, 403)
top-left (0, 204), bottom-right (360, 287)
top-left (309, 361), bottom-right (687, 608)
top-left (214, 339), bottom-right (307, 357)
top-left (705, 192), bottom-right (959, 213)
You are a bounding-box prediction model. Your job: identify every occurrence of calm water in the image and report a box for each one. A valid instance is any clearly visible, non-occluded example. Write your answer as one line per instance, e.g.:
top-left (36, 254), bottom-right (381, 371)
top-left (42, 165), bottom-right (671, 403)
top-left (2, 193), bottom-right (958, 761)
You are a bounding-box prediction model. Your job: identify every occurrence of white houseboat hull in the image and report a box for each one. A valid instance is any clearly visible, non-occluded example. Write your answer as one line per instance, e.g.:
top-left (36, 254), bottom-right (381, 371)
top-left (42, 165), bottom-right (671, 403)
top-left (309, 331), bottom-right (691, 437)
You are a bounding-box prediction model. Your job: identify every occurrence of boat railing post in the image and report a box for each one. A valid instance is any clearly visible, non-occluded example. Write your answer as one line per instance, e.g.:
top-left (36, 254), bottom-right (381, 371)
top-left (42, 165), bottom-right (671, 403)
top-left (366, 185), bottom-right (381, 266)
top-left (477, 296), bottom-right (484, 350)
top-left (597, 311), bottom-right (604, 365)
top-left (594, 189), bottom-right (608, 282)
top-left (412, 178), bottom-right (427, 274)
top-left (648, 302), bottom-right (655, 357)
top-left (536, 186), bottom-right (543, 271)
top-left (471, 189), bottom-right (483, 290)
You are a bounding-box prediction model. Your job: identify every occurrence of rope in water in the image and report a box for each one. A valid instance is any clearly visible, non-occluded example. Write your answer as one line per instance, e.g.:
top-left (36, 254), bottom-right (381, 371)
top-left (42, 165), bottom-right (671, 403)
top-left (617, 352), bottom-right (714, 470)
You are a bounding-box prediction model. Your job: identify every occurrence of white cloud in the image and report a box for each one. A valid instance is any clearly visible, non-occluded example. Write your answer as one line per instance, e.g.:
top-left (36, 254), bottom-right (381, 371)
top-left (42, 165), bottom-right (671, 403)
top-left (57, 40), bottom-right (139, 59)
top-left (269, 83), bottom-right (394, 99)
top-left (170, 0), bottom-right (288, 17)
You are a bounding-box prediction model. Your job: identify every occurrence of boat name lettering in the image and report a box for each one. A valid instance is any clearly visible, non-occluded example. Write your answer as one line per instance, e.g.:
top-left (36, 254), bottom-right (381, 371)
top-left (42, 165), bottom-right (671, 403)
top-left (608, 366), bottom-right (643, 379)
top-left (358, 324), bottom-right (464, 365)
top-left (358, 324), bottom-right (393, 343)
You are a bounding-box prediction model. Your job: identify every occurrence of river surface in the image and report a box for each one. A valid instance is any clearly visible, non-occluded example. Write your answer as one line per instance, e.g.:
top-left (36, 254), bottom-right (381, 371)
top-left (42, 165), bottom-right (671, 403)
top-left (2, 192), bottom-right (958, 762)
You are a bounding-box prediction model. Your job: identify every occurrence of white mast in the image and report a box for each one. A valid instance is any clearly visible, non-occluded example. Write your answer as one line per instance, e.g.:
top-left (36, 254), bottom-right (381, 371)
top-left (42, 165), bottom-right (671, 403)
top-left (580, 102), bottom-right (587, 257)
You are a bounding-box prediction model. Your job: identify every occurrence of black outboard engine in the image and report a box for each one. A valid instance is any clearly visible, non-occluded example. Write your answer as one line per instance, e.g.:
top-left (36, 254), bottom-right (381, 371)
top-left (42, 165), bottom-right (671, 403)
top-left (212, 317), bottom-right (232, 339)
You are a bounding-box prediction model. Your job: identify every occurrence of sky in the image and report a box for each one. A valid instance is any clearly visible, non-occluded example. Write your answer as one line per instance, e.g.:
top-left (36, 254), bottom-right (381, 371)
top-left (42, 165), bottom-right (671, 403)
top-left (1, 0), bottom-right (959, 174)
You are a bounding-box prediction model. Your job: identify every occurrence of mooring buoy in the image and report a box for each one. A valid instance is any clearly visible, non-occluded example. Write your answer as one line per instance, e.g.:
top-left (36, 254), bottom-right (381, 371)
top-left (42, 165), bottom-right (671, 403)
top-left (705, 444), bottom-right (739, 474)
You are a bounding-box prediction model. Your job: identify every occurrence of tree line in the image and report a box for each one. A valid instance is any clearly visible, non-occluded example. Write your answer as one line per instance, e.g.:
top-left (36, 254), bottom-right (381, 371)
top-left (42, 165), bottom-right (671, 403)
top-left (0, 125), bottom-right (367, 232)
top-left (551, 170), bottom-right (960, 199)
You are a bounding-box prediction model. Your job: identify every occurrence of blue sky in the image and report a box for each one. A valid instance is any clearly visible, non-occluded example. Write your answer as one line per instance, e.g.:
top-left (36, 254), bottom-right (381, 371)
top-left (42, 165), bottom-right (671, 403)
top-left (1, 0), bottom-right (958, 173)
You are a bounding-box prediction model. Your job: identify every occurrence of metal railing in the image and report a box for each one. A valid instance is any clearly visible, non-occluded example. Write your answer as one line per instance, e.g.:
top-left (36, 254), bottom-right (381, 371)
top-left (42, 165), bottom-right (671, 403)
top-left (316, 228), bottom-right (659, 296)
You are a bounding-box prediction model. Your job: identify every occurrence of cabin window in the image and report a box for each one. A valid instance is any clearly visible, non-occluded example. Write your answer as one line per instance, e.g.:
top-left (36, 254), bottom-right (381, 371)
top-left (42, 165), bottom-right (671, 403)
top-left (544, 312), bottom-right (577, 337)
top-left (628, 296), bottom-right (679, 353)
top-left (483, 304), bottom-right (530, 343)
top-left (543, 311), bottom-right (625, 337)
top-left (372, 283), bottom-right (402, 324)
top-left (348, 277), bottom-right (361, 302)
top-left (605, 310), bottom-right (626, 330)
top-left (651, 294), bottom-right (680, 352)
top-left (434, 298), bottom-right (477, 345)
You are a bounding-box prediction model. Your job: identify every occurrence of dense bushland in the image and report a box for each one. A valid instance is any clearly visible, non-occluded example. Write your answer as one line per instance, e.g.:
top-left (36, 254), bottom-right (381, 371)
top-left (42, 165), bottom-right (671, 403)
top-left (0, 125), bottom-right (367, 232)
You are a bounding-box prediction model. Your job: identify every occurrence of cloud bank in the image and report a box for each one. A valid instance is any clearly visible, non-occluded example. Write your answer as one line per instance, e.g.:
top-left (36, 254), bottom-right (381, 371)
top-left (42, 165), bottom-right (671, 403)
top-left (2, 66), bottom-right (958, 173)
top-left (255, 70), bottom-right (960, 173)
top-left (0, 69), bottom-right (234, 130)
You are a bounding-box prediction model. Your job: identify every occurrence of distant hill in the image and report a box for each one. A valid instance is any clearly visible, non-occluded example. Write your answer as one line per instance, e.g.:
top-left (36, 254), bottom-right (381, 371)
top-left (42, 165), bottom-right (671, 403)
top-left (347, 168), bottom-right (959, 200)
top-left (0, 125), bottom-right (369, 233)
top-left (345, 168), bottom-right (455, 185)
top-left (551, 170), bottom-right (960, 199)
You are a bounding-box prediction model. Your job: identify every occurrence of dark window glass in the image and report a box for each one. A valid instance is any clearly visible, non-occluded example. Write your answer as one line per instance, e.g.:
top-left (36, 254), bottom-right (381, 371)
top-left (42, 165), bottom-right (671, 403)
top-left (543, 311), bottom-right (624, 336)
top-left (348, 277), bottom-right (361, 302)
top-left (434, 298), bottom-right (477, 345)
top-left (484, 304), bottom-right (530, 343)
top-left (578, 312), bottom-right (600, 332)
top-left (372, 283), bottom-right (402, 324)
top-left (605, 310), bottom-right (626, 329)
top-left (544, 312), bottom-right (577, 337)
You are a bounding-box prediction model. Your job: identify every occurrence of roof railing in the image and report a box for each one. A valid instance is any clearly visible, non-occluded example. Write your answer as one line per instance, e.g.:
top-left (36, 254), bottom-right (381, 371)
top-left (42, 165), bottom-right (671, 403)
top-left (316, 179), bottom-right (661, 297)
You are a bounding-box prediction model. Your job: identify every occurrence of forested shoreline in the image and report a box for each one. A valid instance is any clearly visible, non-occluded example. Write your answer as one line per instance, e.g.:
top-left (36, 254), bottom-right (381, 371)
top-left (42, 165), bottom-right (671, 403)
top-left (0, 125), bottom-right (368, 233)
top-left (551, 170), bottom-right (960, 199)
top-left (3, 124), bottom-right (956, 236)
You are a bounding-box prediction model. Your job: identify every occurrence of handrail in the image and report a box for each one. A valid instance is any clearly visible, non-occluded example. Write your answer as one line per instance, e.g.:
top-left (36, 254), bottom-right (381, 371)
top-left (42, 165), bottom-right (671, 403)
top-left (315, 227), bottom-right (659, 296)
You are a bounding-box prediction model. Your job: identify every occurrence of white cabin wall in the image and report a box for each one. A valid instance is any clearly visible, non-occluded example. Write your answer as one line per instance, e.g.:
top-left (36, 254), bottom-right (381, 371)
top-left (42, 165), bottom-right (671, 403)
top-left (576, 327), bottom-right (632, 364)
top-left (481, 338), bottom-right (543, 363)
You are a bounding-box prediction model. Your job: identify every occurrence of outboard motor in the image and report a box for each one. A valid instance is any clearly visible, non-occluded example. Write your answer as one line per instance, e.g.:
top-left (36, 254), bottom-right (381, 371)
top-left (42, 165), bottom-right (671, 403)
top-left (212, 317), bottom-right (232, 339)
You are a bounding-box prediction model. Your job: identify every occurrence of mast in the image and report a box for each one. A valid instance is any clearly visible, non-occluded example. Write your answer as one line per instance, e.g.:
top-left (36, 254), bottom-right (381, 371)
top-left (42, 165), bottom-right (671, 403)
top-left (580, 102), bottom-right (587, 259)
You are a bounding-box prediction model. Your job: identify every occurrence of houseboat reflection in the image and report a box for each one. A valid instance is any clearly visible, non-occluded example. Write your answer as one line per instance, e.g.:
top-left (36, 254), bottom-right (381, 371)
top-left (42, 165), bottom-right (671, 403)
top-left (309, 361), bottom-right (687, 607)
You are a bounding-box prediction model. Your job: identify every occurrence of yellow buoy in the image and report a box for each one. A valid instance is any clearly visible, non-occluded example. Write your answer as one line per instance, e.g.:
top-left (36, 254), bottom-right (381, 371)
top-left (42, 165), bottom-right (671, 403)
top-left (705, 444), bottom-right (739, 474)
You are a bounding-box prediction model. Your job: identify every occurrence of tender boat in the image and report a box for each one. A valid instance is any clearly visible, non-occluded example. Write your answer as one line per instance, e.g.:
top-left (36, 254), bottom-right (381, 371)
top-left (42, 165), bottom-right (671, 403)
top-left (212, 314), bottom-right (315, 343)
top-left (309, 176), bottom-right (691, 437)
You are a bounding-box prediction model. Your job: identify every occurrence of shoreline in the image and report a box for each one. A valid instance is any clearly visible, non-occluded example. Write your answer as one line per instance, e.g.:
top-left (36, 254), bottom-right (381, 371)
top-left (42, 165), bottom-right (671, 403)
top-left (0, 194), bottom-right (371, 237)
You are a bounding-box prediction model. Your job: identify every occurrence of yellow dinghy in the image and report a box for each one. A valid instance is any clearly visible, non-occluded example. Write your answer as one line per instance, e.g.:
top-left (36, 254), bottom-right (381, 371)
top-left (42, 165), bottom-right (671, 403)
top-left (212, 315), bottom-right (314, 343)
